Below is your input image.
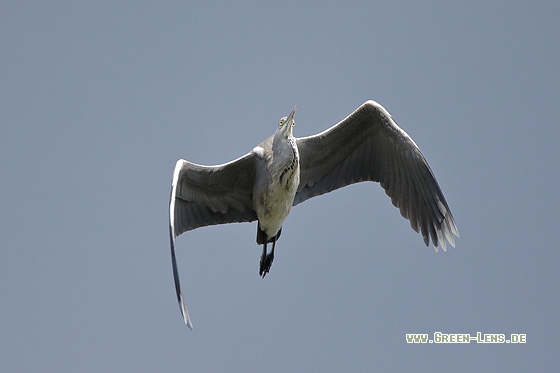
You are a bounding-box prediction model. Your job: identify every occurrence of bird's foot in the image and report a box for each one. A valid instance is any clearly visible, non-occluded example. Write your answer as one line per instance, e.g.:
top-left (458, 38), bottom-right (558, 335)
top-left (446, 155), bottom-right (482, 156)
top-left (259, 251), bottom-right (274, 278)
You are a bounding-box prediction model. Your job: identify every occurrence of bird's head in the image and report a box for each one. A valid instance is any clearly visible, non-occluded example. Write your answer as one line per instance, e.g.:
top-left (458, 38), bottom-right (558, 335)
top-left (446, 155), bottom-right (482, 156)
top-left (275, 106), bottom-right (297, 138)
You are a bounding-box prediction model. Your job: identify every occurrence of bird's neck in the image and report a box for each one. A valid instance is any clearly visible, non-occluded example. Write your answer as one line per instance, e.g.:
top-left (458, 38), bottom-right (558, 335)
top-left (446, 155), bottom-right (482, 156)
top-left (271, 136), bottom-right (298, 188)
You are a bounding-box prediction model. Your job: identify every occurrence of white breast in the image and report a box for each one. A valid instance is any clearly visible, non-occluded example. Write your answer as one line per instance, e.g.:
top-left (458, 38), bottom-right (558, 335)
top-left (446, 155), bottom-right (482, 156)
top-left (255, 167), bottom-right (300, 237)
top-left (254, 140), bottom-right (300, 238)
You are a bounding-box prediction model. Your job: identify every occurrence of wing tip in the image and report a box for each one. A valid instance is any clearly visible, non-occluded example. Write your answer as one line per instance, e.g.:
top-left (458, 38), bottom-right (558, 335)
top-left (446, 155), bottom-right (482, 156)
top-left (431, 219), bottom-right (459, 252)
top-left (179, 293), bottom-right (194, 330)
top-left (170, 223), bottom-right (194, 330)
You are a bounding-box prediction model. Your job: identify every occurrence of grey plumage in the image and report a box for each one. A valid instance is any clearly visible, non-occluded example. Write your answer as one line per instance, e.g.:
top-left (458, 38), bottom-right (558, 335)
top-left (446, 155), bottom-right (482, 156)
top-left (169, 100), bottom-right (459, 329)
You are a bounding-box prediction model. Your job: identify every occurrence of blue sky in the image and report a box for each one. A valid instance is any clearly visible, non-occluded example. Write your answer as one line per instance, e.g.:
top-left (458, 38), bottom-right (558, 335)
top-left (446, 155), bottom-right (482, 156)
top-left (2, 1), bottom-right (559, 371)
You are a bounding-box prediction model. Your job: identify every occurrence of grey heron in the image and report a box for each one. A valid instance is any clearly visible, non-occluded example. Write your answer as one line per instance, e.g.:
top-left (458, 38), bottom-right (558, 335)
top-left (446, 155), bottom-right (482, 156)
top-left (169, 100), bottom-right (459, 329)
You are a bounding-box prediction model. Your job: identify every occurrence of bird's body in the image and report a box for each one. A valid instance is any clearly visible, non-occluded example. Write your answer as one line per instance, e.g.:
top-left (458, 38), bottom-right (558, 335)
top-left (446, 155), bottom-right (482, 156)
top-left (252, 108), bottom-right (300, 243)
top-left (252, 107), bottom-right (300, 276)
top-left (169, 100), bottom-right (459, 329)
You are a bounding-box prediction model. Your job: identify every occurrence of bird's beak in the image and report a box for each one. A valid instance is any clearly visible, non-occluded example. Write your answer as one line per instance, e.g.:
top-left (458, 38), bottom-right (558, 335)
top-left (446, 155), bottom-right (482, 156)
top-left (288, 106), bottom-right (297, 120)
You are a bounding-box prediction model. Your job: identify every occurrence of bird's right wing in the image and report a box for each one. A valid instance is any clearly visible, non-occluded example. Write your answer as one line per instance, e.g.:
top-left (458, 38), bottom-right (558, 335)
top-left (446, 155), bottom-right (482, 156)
top-left (170, 153), bottom-right (259, 238)
top-left (169, 151), bottom-right (259, 328)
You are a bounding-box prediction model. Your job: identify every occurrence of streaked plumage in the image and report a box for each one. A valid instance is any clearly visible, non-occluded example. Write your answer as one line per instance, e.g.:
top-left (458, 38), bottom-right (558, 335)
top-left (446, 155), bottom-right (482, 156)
top-left (169, 100), bottom-right (459, 329)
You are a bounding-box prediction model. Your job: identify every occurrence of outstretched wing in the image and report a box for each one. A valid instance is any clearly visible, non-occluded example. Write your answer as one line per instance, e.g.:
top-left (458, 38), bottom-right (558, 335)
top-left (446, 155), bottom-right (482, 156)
top-left (170, 153), bottom-right (259, 238)
top-left (169, 152), bottom-right (258, 328)
top-left (295, 100), bottom-right (459, 250)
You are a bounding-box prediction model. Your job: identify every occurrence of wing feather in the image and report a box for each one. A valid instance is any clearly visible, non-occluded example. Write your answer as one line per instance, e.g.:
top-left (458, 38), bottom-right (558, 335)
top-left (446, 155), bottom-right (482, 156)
top-left (295, 100), bottom-right (458, 250)
top-left (168, 151), bottom-right (258, 328)
top-left (170, 153), bottom-right (258, 238)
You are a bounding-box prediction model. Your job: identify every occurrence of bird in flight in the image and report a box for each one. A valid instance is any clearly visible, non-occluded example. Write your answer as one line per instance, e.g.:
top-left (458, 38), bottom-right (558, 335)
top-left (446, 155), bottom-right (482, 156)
top-left (169, 100), bottom-right (459, 329)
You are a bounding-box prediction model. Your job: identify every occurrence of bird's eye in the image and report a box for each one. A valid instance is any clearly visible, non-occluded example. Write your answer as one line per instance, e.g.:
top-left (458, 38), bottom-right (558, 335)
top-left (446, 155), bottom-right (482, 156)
top-left (292, 121), bottom-right (296, 127)
top-left (278, 119), bottom-right (285, 126)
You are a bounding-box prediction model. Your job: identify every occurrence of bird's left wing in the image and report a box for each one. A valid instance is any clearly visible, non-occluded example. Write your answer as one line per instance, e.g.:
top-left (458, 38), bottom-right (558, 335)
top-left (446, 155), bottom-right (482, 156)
top-left (169, 152), bottom-right (258, 328)
top-left (294, 100), bottom-right (458, 251)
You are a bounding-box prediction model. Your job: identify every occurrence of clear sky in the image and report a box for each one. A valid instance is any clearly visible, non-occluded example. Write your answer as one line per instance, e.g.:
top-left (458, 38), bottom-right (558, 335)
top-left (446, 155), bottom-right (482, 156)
top-left (2, 1), bottom-right (559, 371)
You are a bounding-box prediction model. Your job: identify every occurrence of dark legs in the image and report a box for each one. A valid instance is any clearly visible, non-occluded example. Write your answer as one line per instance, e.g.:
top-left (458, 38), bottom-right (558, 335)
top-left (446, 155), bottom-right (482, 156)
top-left (257, 225), bottom-right (281, 278)
top-left (259, 235), bottom-right (278, 278)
